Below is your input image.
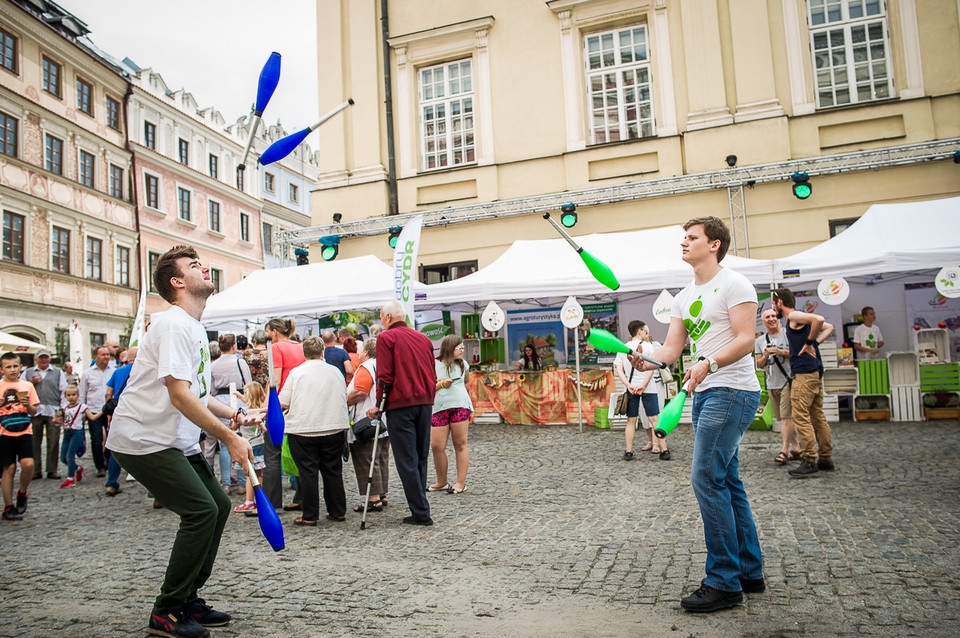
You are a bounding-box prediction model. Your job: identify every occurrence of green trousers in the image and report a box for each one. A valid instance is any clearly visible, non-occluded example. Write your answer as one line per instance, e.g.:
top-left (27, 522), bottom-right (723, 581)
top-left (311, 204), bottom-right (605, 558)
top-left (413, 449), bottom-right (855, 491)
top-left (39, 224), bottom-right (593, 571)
top-left (113, 449), bottom-right (231, 614)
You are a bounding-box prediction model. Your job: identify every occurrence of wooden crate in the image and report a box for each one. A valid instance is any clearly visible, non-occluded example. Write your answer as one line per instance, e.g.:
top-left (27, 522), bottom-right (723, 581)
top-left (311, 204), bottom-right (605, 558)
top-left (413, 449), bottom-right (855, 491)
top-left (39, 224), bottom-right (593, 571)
top-left (823, 367), bottom-right (859, 394)
top-left (856, 408), bottom-right (891, 421)
top-left (925, 407), bottom-right (960, 420)
top-left (888, 352), bottom-right (920, 386)
top-left (822, 394), bottom-right (839, 422)
top-left (855, 394), bottom-right (890, 422)
top-left (857, 360), bottom-right (889, 394)
top-left (890, 385), bottom-right (922, 422)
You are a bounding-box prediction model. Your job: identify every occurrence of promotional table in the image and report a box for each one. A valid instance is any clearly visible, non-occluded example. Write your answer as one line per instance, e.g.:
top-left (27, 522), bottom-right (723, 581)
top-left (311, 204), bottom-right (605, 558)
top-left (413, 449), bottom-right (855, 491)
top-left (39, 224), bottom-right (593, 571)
top-left (466, 369), bottom-right (614, 426)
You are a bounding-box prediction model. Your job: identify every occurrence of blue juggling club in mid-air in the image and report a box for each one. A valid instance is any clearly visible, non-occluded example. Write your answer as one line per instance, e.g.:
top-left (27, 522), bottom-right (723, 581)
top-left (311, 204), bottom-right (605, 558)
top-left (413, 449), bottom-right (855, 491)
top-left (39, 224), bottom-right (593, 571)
top-left (247, 459), bottom-right (284, 551)
top-left (238, 52), bottom-right (282, 172)
top-left (264, 339), bottom-right (285, 447)
top-left (258, 98), bottom-right (355, 166)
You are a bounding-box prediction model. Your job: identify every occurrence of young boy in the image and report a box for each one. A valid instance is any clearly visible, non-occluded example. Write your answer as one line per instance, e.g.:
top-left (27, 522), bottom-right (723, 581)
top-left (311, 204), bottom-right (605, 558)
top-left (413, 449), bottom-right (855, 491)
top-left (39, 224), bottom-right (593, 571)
top-left (59, 385), bottom-right (98, 487)
top-left (1, 351), bottom-right (39, 520)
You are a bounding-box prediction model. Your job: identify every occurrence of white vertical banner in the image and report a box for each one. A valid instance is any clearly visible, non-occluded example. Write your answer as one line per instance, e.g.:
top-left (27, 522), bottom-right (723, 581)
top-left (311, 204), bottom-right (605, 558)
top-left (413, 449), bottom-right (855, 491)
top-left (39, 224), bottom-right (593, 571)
top-left (393, 215), bottom-right (424, 324)
top-left (69, 319), bottom-right (84, 370)
top-left (128, 268), bottom-right (148, 348)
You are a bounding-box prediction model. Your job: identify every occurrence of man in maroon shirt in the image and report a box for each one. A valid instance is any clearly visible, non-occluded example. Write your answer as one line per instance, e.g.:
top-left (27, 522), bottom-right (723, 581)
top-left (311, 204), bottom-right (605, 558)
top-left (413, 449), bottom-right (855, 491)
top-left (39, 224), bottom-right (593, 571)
top-left (368, 300), bottom-right (437, 525)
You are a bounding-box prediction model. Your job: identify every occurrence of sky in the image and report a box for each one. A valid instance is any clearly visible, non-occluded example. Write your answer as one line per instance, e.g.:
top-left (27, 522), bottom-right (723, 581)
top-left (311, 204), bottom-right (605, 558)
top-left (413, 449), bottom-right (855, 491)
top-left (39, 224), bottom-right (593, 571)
top-left (56, 0), bottom-right (320, 131)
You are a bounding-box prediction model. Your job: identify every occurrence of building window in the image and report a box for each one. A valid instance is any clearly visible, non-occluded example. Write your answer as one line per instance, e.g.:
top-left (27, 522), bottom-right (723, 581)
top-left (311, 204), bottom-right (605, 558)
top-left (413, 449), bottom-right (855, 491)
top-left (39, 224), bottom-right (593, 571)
top-left (829, 217), bottom-right (859, 237)
top-left (76, 77), bottom-right (92, 115)
top-left (106, 96), bottom-right (120, 130)
top-left (288, 183), bottom-right (298, 203)
top-left (262, 222), bottom-right (273, 253)
top-left (52, 226), bottom-right (70, 274)
top-left (86, 236), bottom-right (102, 280)
top-left (45, 134), bottom-right (63, 175)
top-left (263, 172), bottom-right (275, 192)
top-left (178, 187), bottom-right (191, 221)
top-left (42, 56), bottom-right (61, 97)
top-left (208, 200), bottom-right (220, 233)
top-left (236, 166), bottom-right (244, 191)
top-left (808, 0), bottom-right (893, 108)
top-left (148, 251), bottom-right (160, 292)
top-left (144, 121), bottom-right (156, 149)
top-left (240, 212), bottom-right (250, 242)
top-left (209, 154), bottom-right (218, 178)
top-left (421, 260), bottom-right (478, 284)
top-left (0, 111), bottom-right (16, 157)
top-left (79, 150), bottom-right (95, 188)
top-left (210, 267), bottom-right (222, 293)
top-left (2, 211), bottom-right (25, 263)
top-left (109, 164), bottom-right (123, 198)
top-left (0, 27), bottom-right (16, 74)
top-left (90, 332), bottom-right (105, 355)
top-left (178, 138), bottom-right (189, 165)
top-left (144, 173), bottom-right (159, 208)
top-left (419, 59), bottom-right (475, 170)
top-left (116, 245), bottom-right (130, 287)
top-left (584, 25), bottom-right (654, 144)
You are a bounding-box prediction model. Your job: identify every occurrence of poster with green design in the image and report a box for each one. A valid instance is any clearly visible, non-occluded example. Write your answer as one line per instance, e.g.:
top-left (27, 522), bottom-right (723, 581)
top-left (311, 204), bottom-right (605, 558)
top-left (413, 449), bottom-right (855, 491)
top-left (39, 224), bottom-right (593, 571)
top-left (567, 302), bottom-right (618, 365)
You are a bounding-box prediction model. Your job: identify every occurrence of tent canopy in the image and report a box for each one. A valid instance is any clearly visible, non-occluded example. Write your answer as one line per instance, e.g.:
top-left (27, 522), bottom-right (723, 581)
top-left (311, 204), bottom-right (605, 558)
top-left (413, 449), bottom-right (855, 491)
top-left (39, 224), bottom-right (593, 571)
top-left (418, 225), bottom-right (774, 305)
top-left (774, 196), bottom-right (960, 285)
top-left (201, 255), bottom-right (398, 328)
top-left (0, 330), bottom-right (46, 354)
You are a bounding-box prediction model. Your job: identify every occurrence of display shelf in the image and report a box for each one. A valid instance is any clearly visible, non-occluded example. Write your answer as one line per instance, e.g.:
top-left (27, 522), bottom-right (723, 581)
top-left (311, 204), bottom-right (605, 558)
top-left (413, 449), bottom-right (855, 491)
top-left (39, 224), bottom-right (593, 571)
top-left (822, 394), bottom-right (839, 422)
top-left (823, 367), bottom-right (859, 395)
top-left (919, 363), bottom-right (960, 392)
top-left (819, 340), bottom-right (838, 368)
top-left (463, 339), bottom-right (481, 366)
top-left (857, 360), bottom-right (889, 394)
top-left (461, 313), bottom-right (480, 339)
top-left (913, 328), bottom-right (950, 364)
top-left (854, 394), bottom-right (890, 421)
top-left (890, 385), bottom-right (922, 422)
top-left (887, 352), bottom-right (920, 386)
top-left (480, 337), bottom-right (505, 365)
top-left (921, 390), bottom-right (960, 419)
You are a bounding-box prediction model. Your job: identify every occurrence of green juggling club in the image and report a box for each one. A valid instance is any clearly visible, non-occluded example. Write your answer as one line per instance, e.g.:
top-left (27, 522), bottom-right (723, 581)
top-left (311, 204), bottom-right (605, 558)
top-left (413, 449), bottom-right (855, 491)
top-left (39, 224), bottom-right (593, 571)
top-left (655, 380), bottom-right (689, 439)
top-left (542, 213), bottom-right (620, 291)
top-left (586, 329), bottom-right (666, 369)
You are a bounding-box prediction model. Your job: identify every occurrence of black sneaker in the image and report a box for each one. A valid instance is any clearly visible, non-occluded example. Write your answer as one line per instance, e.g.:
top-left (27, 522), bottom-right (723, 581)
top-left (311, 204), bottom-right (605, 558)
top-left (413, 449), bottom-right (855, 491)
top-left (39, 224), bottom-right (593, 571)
top-left (402, 515), bottom-right (434, 526)
top-left (147, 610), bottom-right (209, 638)
top-left (15, 490), bottom-right (27, 514)
top-left (2, 505), bottom-right (23, 521)
top-left (817, 458), bottom-right (835, 471)
top-left (740, 577), bottom-right (765, 593)
top-left (788, 460), bottom-right (820, 478)
top-left (623, 451), bottom-right (634, 461)
top-left (183, 598), bottom-right (230, 627)
top-left (659, 449), bottom-right (672, 461)
top-left (680, 582), bottom-right (743, 612)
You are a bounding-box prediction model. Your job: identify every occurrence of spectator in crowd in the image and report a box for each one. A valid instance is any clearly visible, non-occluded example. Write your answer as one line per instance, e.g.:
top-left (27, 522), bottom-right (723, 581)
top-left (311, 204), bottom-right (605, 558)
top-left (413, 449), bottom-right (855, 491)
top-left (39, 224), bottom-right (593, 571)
top-left (342, 336), bottom-right (360, 385)
top-left (1, 351), bottom-right (39, 520)
top-left (279, 336), bottom-right (349, 525)
top-left (63, 362), bottom-right (79, 387)
top-left (232, 382), bottom-right (266, 514)
top-left (430, 335), bottom-right (473, 494)
top-left (347, 338), bottom-right (389, 512)
top-left (79, 346), bottom-right (113, 477)
top-left (103, 347), bottom-right (138, 495)
top-left (264, 318), bottom-right (305, 512)
top-left (322, 330), bottom-right (353, 380)
top-left (367, 300), bottom-right (437, 526)
top-left (21, 350), bottom-right (66, 479)
top-left (368, 324), bottom-right (384, 339)
top-left (208, 334), bottom-right (252, 495)
top-left (58, 385), bottom-right (95, 488)
top-left (853, 306), bottom-right (884, 360)
top-left (755, 308), bottom-right (801, 465)
top-left (515, 343), bottom-right (543, 371)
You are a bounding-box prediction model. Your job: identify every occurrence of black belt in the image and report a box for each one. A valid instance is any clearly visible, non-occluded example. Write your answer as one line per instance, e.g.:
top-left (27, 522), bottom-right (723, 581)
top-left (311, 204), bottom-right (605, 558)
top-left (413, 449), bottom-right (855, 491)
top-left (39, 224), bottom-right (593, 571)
top-left (214, 388), bottom-right (231, 396)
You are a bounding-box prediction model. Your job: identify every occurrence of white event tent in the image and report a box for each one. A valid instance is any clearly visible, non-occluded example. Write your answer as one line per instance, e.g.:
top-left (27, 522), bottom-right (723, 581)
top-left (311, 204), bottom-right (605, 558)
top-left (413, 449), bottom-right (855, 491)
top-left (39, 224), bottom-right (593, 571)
top-left (418, 225), bottom-right (775, 305)
top-left (0, 330), bottom-right (46, 354)
top-left (773, 196), bottom-right (960, 285)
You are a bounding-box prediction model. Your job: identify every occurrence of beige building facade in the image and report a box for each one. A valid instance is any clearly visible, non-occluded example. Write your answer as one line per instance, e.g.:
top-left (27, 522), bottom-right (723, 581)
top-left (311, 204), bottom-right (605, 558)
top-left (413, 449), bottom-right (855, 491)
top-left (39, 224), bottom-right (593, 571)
top-left (0, 1), bottom-right (136, 361)
top-left (309, 0), bottom-right (960, 275)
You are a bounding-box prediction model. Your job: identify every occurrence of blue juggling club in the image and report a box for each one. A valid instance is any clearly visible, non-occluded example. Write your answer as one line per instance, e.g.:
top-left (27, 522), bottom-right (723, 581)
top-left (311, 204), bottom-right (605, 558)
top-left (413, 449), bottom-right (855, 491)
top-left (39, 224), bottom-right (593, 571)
top-left (264, 339), bottom-right (285, 447)
top-left (238, 52), bottom-right (282, 171)
top-left (258, 98), bottom-right (354, 166)
top-left (247, 459), bottom-right (284, 551)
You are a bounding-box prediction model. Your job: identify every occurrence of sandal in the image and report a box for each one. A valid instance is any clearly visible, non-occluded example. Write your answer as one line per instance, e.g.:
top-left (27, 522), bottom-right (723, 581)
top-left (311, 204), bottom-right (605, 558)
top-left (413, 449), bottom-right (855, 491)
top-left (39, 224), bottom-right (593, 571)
top-left (293, 518), bottom-right (317, 526)
top-left (640, 444), bottom-right (653, 452)
top-left (788, 450), bottom-right (802, 461)
top-left (427, 483), bottom-right (450, 492)
top-left (651, 447), bottom-right (661, 454)
top-left (353, 500), bottom-right (383, 513)
top-left (775, 452), bottom-right (789, 466)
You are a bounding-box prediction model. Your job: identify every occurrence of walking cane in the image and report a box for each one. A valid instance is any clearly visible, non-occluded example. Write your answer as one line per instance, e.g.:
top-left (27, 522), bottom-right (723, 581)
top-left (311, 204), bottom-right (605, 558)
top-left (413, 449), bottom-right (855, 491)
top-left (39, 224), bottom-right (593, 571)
top-left (360, 382), bottom-right (390, 531)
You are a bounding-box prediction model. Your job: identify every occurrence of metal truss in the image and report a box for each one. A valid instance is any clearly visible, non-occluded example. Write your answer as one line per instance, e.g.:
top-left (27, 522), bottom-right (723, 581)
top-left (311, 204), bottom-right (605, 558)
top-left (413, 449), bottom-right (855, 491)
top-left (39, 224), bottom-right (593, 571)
top-left (727, 182), bottom-right (748, 257)
top-left (277, 137), bottom-right (959, 255)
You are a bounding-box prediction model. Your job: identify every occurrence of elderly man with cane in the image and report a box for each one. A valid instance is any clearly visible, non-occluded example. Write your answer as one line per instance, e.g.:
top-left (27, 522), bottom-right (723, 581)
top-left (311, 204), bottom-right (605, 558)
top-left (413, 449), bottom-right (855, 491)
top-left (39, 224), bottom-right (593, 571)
top-left (367, 300), bottom-right (437, 526)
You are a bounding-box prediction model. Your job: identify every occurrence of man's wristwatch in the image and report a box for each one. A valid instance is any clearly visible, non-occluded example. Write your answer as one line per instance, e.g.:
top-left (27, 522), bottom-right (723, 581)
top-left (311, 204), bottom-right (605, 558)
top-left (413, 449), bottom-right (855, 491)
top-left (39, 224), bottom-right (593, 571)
top-left (698, 356), bottom-right (719, 374)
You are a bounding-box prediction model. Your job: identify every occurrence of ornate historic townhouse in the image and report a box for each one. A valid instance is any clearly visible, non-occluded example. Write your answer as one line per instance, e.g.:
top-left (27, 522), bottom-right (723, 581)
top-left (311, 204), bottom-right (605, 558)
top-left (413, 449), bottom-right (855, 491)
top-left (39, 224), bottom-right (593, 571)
top-left (0, 0), bottom-right (136, 360)
top-left (292, 0), bottom-right (960, 273)
top-left (123, 64), bottom-right (267, 317)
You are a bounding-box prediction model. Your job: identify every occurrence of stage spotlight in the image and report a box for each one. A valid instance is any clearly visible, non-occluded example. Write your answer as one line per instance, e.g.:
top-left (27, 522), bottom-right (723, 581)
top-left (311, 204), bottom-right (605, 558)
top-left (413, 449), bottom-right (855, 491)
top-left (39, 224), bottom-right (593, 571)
top-left (953, 151), bottom-right (960, 164)
top-left (791, 172), bottom-right (812, 200)
top-left (319, 235), bottom-right (340, 261)
top-left (332, 213), bottom-right (342, 223)
top-left (294, 247), bottom-right (309, 266)
top-left (560, 203), bottom-right (578, 228)
top-left (387, 226), bottom-right (402, 248)
top-left (725, 154), bottom-right (737, 167)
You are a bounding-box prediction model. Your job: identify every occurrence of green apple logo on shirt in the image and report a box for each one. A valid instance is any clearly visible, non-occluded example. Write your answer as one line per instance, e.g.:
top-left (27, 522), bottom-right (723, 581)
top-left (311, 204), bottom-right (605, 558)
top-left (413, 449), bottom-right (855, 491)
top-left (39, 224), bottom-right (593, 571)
top-left (865, 332), bottom-right (876, 348)
top-left (684, 295), bottom-right (712, 354)
top-left (198, 346), bottom-right (210, 398)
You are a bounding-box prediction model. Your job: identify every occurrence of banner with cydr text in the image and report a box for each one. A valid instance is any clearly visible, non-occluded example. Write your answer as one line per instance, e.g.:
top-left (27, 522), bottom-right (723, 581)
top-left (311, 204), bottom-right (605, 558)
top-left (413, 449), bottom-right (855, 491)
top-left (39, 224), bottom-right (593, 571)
top-left (393, 215), bottom-right (424, 324)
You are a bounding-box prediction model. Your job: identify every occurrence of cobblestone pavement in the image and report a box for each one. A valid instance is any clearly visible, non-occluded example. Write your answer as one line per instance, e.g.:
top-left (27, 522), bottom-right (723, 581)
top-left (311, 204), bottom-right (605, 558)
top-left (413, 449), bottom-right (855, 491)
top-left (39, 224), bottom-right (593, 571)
top-left (2, 419), bottom-right (959, 637)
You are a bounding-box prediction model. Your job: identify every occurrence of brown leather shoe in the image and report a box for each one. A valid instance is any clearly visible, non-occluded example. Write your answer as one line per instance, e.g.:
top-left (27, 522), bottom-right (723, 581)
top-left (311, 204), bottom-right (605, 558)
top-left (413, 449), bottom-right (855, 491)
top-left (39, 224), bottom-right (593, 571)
top-left (47, 472), bottom-right (61, 479)
top-left (326, 514), bottom-right (346, 522)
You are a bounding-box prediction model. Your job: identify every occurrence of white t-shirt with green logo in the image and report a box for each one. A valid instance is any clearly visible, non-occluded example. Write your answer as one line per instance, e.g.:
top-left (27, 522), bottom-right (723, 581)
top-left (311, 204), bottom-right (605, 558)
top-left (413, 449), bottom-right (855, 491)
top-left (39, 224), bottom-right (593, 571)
top-left (853, 323), bottom-right (883, 360)
top-left (671, 268), bottom-right (761, 393)
top-left (106, 305), bottom-right (212, 456)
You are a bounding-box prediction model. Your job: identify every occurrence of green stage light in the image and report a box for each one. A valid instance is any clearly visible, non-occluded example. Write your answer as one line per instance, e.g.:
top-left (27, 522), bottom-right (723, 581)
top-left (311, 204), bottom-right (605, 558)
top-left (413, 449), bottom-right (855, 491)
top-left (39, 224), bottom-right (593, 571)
top-left (388, 226), bottom-right (402, 248)
top-left (560, 203), bottom-right (577, 228)
top-left (791, 172), bottom-right (812, 200)
top-left (319, 235), bottom-right (340, 261)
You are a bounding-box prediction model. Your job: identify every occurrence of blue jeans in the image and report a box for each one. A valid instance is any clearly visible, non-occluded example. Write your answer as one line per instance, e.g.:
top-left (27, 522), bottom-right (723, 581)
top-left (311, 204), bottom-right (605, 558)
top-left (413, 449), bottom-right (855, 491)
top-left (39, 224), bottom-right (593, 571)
top-left (88, 415), bottom-right (108, 471)
top-left (60, 428), bottom-right (84, 479)
top-left (218, 442), bottom-right (232, 489)
top-left (691, 387), bottom-right (763, 592)
top-left (105, 454), bottom-right (123, 489)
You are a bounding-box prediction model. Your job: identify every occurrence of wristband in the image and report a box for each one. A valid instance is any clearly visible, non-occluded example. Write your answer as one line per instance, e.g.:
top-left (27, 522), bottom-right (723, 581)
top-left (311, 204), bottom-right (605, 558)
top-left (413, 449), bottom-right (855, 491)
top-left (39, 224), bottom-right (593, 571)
top-left (805, 339), bottom-right (815, 346)
top-left (233, 407), bottom-right (246, 422)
